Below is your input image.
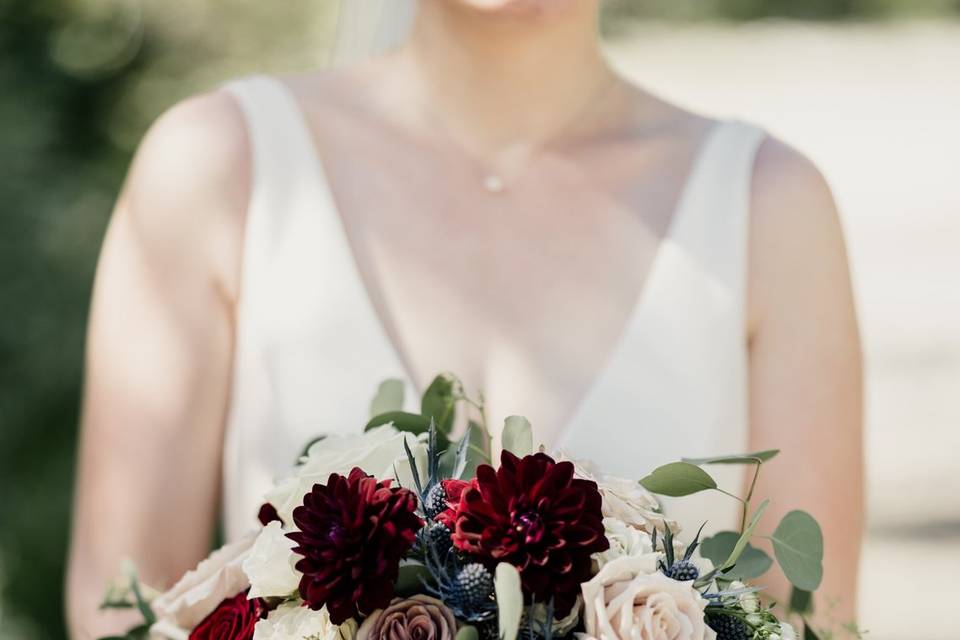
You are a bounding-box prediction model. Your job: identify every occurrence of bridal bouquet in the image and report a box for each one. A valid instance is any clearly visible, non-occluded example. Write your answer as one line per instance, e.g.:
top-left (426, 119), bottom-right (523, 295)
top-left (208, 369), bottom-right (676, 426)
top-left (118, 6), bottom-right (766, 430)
top-left (100, 374), bottom-right (826, 640)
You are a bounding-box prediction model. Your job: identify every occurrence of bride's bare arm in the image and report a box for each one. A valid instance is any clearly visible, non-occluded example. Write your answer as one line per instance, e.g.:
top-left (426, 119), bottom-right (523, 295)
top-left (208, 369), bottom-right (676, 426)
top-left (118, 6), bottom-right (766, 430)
top-left (747, 138), bottom-right (864, 630)
top-left (65, 90), bottom-right (249, 639)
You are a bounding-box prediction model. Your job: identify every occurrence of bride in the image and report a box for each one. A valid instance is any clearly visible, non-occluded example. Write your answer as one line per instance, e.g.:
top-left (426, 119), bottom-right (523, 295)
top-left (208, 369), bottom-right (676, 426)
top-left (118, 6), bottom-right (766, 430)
top-left (66, 0), bottom-right (863, 637)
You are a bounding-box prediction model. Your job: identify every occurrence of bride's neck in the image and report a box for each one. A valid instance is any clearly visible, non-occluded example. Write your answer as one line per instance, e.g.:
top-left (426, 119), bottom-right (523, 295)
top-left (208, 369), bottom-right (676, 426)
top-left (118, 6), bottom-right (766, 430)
top-left (396, 0), bottom-right (618, 153)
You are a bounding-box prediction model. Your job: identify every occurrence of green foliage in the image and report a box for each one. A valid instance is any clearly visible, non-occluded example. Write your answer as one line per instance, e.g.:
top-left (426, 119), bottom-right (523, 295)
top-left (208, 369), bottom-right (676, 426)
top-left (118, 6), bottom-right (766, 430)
top-left (370, 378), bottom-right (406, 416)
top-left (421, 373), bottom-right (458, 435)
top-left (501, 415), bottom-right (533, 457)
top-left (770, 511), bottom-right (825, 591)
top-left (456, 626), bottom-right (479, 640)
top-left (639, 462), bottom-right (718, 496)
top-left (699, 532), bottom-right (773, 580)
top-left (602, 0), bottom-right (960, 23)
top-left (366, 410), bottom-right (434, 435)
top-left (683, 449), bottom-right (780, 465)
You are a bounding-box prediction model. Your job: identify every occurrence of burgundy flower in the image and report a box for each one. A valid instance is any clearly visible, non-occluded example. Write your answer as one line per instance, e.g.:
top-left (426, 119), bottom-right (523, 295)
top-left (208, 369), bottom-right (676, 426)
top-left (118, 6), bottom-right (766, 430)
top-left (448, 451), bottom-right (609, 616)
top-left (435, 478), bottom-right (477, 530)
top-left (287, 467), bottom-right (423, 624)
top-left (257, 502), bottom-right (281, 526)
top-left (188, 591), bottom-right (265, 640)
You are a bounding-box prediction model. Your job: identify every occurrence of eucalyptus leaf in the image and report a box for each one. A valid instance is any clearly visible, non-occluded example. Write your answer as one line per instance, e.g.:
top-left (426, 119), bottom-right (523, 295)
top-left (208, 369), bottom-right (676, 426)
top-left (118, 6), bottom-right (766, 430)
top-left (365, 411), bottom-right (432, 434)
top-left (370, 378), bottom-right (405, 417)
top-left (639, 462), bottom-right (718, 497)
top-left (501, 415), bottom-right (533, 457)
top-left (495, 563), bottom-right (523, 640)
top-left (456, 626), bottom-right (480, 640)
top-left (297, 435), bottom-right (326, 463)
top-left (421, 374), bottom-right (457, 435)
top-left (395, 562), bottom-right (432, 596)
top-left (699, 531), bottom-right (773, 580)
top-left (682, 449), bottom-right (780, 465)
top-left (771, 510), bottom-right (824, 591)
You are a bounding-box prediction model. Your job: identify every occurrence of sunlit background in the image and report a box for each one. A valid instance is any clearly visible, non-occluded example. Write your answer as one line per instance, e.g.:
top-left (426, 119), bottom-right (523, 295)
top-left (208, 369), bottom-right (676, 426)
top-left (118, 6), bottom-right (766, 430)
top-left (2, 1), bottom-right (958, 638)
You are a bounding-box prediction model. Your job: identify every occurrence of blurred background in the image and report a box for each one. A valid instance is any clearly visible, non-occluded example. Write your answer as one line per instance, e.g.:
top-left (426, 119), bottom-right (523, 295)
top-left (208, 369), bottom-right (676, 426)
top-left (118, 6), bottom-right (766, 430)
top-left (1, 1), bottom-right (958, 638)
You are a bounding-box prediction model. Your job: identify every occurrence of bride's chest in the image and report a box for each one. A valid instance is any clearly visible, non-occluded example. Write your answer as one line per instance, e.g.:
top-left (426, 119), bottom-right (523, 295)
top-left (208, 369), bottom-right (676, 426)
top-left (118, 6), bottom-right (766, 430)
top-left (326, 159), bottom-right (678, 428)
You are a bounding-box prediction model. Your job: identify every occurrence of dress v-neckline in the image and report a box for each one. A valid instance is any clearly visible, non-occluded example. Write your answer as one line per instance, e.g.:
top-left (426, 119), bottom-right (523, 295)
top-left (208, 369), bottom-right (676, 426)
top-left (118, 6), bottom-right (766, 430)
top-left (272, 77), bottom-right (727, 429)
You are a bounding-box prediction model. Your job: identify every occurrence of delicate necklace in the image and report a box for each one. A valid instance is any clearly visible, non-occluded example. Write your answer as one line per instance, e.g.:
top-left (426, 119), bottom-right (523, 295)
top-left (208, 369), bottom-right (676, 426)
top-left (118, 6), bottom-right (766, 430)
top-left (423, 76), bottom-right (620, 195)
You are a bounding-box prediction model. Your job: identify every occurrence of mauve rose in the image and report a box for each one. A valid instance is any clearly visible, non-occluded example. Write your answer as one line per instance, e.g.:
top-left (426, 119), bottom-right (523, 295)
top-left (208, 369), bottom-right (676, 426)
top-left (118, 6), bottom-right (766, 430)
top-left (189, 591), bottom-right (265, 640)
top-left (356, 595), bottom-right (457, 640)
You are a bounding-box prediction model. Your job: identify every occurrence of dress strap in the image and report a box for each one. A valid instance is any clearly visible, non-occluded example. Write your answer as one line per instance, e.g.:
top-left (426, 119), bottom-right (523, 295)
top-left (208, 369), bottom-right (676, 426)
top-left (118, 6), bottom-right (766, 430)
top-left (223, 75), bottom-right (329, 258)
top-left (669, 120), bottom-right (767, 321)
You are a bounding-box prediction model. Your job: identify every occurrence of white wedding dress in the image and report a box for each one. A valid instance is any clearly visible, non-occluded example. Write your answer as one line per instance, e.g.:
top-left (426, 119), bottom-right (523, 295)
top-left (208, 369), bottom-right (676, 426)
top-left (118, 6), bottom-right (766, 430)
top-left (221, 75), bottom-right (767, 542)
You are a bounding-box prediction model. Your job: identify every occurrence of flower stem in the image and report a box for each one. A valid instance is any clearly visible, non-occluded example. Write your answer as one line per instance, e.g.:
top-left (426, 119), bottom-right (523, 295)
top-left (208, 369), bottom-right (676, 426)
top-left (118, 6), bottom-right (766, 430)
top-left (740, 461), bottom-right (763, 533)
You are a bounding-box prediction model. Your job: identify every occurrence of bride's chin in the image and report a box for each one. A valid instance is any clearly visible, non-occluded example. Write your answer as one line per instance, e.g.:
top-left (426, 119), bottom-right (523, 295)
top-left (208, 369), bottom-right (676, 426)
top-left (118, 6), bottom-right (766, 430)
top-left (446, 0), bottom-right (575, 17)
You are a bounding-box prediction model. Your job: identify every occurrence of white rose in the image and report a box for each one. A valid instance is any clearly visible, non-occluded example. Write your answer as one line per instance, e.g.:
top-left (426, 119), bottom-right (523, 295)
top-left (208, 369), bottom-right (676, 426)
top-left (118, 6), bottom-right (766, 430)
top-left (595, 517), bottom-right (655, 568)
top-left (149, 533), bottom-right (255, 638)
top-left (778, 622), bottom-right (797, 640)
top-left (580, 555), bottom-right (716, 640)
top-left (267, 425), bottom-right (427, 525)
top-left (565, 457), bottom-right (678, 534)
top-left (253, 601), bottom-right (358, 640)
top-left (243, 521), bottom-right (301, 599)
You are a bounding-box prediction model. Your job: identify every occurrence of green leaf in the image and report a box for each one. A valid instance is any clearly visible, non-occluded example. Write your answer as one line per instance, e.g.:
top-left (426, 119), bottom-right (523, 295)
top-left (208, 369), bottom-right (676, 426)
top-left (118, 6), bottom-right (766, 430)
top-left (421, 374), bottom-right (457, 435)
top-left (639, 462), bottom-right (718, 497)
top-left (501, 415), bottom-right (533, 457)
top-left (682, 449), bottom-right (780, 465)
top-left (456, 627), bottom-right (479, 640)
top-left (699, 531), bottom-right (773, 580)
top-left (770, 510), bottom-right (824, 591)
top-left (723, 499), bottom-right (769, 570)
top-left (297, 435), bottom-right (326, 463)
top-left (365, 411), bottom-right (432, 434)
top-left (790, 587), bottom-right (814, 615)
top-left (370, 378), bottom-right (405, 417)
top-left (395, 562), bottom-right (432, 596)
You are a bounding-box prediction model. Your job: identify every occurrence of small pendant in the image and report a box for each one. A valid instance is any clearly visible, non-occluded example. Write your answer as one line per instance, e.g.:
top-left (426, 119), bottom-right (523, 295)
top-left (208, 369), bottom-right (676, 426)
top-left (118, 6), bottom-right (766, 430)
top-left (483, 174), bottom-right (505, 194)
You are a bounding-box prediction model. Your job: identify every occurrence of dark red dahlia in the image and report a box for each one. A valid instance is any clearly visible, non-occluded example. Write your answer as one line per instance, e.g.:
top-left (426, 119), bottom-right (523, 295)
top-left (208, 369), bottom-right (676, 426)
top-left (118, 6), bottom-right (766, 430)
top-left (287, 467), bottom-right (423, 624)
top-left (188, 591), bottom-right (265, 640)
top-left (449, 451), bottom-right (608, 616)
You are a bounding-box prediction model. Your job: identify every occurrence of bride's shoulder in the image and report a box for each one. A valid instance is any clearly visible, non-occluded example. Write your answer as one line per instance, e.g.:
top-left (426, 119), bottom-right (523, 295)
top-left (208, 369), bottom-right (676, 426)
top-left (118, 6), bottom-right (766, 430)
top-left (750, 134), bottom-right (838, 236)
top-left (118, 88), bottom-right (250, 295)
top-left (747, 132), bottom-right (851, 331)
top-left (127, 87), bottom-right (250, 214)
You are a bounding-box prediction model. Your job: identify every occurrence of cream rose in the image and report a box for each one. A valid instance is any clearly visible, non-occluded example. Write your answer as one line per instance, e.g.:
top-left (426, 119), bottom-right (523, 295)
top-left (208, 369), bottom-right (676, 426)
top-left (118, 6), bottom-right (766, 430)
top-left (580, 555), bottom-right (716, 640)
top-left (266, 425), bottom-right (427, 525)
top-left (253, 601), bottom-right (358, 640)
top-left (565, 457), bottom-right (678, 534)
top-left (149, 533), bottom-right (256, 639)
top-left (595, 517), bottom-right (655, 569)
top-left (243, 521), bottom-right (301, 599)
